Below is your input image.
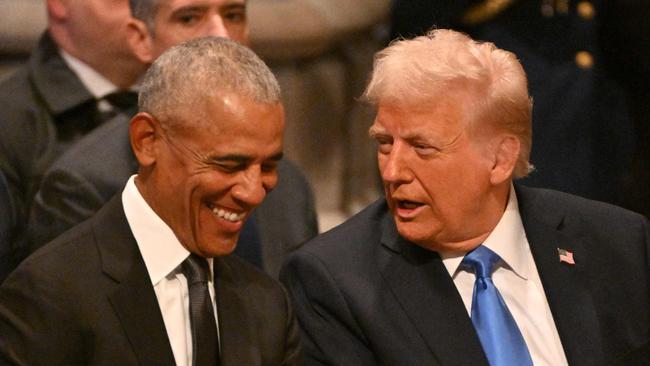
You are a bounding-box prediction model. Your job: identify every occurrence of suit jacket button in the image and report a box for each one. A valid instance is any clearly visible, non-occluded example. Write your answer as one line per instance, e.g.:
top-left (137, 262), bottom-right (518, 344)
top-left (575, 51), bottom-right (594, 69)
top-left (577, 1), bottom-right (595, 20)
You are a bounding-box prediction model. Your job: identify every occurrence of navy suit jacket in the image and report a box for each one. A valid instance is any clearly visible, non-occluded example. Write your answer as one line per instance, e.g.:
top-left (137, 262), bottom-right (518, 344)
top-left (281, 185), bottom-right (650, 365)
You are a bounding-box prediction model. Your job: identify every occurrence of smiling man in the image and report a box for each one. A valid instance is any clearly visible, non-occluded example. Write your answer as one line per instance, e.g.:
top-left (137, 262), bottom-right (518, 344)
top-left (281, 29), bottom-right (650, 365)
top-left (0, 37), bottom-right (301, 366)
top-left (28, 0), bottom-right (318, 279)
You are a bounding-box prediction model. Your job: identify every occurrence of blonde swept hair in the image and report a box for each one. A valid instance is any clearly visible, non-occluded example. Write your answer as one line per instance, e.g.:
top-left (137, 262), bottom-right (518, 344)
top-left (364, 29), bottom-right (534, 177)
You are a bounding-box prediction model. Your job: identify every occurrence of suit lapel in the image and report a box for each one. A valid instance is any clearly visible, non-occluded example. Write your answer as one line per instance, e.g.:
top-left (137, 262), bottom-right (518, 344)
top-left (379, 214), bottom-right (489, 366)
top-left (516, 185), bottom-right (603, 365)
top-left (94, 196), bottom-right (177, 366)
top-left (214, 257), bottom-right (257, 366)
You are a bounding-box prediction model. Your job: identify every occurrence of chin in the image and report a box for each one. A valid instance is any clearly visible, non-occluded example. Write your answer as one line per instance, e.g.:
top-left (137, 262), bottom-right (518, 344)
top-left (197, 236), bottom-right (239, 258)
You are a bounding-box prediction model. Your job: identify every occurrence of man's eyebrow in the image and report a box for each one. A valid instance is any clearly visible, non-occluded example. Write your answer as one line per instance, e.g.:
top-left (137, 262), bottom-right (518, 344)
top-left (169, 5), bottom-right (208, 18)
top-left (209, 152), bottom-right (284, 163)
top-left (222, 2), bottom-right (246, 11)
top-left (368, 124), bottom-right (386, 137)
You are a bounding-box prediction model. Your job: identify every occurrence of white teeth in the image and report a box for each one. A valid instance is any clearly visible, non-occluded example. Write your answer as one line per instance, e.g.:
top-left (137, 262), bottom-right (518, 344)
top-left (211, 207), bottom-right (244, 222)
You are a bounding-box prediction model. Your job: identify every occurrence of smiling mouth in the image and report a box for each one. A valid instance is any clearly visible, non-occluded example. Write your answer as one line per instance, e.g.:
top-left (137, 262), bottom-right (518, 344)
top-left (208, 204), bottom-right (245, 222)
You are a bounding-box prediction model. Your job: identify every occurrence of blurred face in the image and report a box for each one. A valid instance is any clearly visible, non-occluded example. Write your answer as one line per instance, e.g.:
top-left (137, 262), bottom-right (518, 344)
top-left (370, 98), bottom-right (499, 253)
top-left (62, 0), bottom-right (135, 66)
top-left (146, 93), bottom-right (284, 257)
top-left (148, 0), bottom-right (249, 59)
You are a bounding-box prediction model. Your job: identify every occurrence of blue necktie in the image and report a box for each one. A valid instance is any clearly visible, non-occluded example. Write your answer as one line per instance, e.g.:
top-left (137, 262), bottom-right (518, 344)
top-left (461, 245), bottom-right (534, 366)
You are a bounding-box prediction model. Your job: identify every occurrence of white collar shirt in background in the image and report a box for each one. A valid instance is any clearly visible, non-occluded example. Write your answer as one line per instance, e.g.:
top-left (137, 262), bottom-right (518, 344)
top-left (440, 185), bottom-right (568, 366)
top-left (60, 49), bottom-right (123, 112)
top-left (122, 175), bottom-right (220, 366)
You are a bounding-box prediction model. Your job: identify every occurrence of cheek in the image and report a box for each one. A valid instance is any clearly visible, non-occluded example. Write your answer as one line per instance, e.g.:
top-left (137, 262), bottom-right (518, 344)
top-left (230, 30), bottom-right (250, 46)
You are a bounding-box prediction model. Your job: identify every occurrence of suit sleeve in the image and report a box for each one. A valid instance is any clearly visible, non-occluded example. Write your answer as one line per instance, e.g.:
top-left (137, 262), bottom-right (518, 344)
top-left (281, 251), bottom-right (378, 366)
top-left (0, 171), bottom-right (17, 282)
top-left (0, 258), bottom-right (84, 365)
top-left (27, 167), bottom-right (105, 252)
top-left (280, 285), bottom-right (303, 366)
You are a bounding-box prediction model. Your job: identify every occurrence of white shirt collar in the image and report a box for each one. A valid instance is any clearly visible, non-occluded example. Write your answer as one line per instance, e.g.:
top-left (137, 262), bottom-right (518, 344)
top-left (59, 49), bottom-right (118, 99)
top-left (122, 175), bottom-right (213, 285)
top-left (441, 184), bottom-right (530, 280)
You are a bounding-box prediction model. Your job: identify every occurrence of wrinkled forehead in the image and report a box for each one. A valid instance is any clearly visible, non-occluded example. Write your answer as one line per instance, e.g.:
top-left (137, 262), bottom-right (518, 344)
top-left (369, 98), bottom-right (469, 140)
top-left (155, 0), bottom-right (247, 13)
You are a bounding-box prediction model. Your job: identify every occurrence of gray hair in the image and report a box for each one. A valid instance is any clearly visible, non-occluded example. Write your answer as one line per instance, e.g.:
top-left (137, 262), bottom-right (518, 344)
top-left (128, 0), bottom-right (157, 29)
top-left (138, 36), bottom-right (281, 127)
top-left (364, 29), bottom-right (533, 178)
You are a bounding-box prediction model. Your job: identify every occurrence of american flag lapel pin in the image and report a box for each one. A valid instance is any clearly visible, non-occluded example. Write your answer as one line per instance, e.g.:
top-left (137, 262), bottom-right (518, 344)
top-left (557, 248), bottom-right (575, 265)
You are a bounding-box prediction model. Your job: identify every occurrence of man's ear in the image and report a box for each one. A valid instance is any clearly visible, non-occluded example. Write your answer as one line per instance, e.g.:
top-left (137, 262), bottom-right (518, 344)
top-left (130, 112), bottom-right (160, 167)
top-left (46, 0), bottom-right (68, 21)
top-left (490, 135), bottom-right (520, 185)
top-left (126, 18), bottom-right (155, 64)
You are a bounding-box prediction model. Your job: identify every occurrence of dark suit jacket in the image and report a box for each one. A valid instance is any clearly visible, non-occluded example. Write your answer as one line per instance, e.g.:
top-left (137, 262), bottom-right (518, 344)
top-left (0, 33), bottom-right (103, 246)
top-left (0, 195), bottom-right (302, 365)
top-left (281, 185), bottom-right (650, 365)
top-left (28, 113), bottom-right (319, 279)
top-left (0, 171), bottom-right (16, 282)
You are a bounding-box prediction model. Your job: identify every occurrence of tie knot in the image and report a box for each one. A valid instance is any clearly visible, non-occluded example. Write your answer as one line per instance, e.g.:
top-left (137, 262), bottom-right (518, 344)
top-left (182, 254), bottom-right (211, 285)
top-left (461, 245), bottom-right (501, 279)
top-left (102, 90), bottom-right (138, 111)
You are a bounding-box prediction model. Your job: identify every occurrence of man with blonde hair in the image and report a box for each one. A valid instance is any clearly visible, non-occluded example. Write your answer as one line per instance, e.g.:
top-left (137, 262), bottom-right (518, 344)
top-left (282, 29), bottom-right (649, 365)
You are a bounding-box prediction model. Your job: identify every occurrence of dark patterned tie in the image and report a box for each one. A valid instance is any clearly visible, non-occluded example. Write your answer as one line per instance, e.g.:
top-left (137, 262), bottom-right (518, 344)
top-left (103, 90), bottom-right (138, 111)
top-left (461, 245), bottom-right (533, 366)
top-left (95, 90), bottom-right (139, 126)
top-left (182, 254), bottom-right (220, 366)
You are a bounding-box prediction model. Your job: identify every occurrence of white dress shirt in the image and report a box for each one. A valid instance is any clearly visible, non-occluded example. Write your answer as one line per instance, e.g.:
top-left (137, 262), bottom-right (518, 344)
top-left (122, 175), bottom-right (220, 366)
top-left (60, 49), bottom-right (139, 113)
top-left (440, 185), bottom-right (568, 366)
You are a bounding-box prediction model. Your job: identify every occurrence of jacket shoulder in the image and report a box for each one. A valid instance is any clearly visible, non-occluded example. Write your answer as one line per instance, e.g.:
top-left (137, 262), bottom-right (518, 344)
top-left (296, 198), bottom-right (389, 260)
top-left (516, 184), bottom-right (646, 225)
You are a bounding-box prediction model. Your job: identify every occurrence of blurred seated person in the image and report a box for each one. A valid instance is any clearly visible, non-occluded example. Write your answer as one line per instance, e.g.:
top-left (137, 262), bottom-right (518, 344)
top-left (0, 0), bottom-right (145, 255)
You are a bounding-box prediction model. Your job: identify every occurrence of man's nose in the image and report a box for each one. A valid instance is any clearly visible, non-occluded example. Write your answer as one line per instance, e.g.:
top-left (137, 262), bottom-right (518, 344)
top-left (231, 166), bottom-right (270, 208)
top-left (380, 143), bottom-right (413, 184)
top-left (205, 16), bottom-right (230, 38)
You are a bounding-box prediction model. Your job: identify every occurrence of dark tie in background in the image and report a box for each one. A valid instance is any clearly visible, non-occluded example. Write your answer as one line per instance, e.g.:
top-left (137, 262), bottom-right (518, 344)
top-left (182, 254), bottom-right (221, 366)
top-left (461, 245), bottom-right (533, 366)
top-left (234, 214), bottom-right (263, 269)
top-left (96, 90), bottom-right (138, 125)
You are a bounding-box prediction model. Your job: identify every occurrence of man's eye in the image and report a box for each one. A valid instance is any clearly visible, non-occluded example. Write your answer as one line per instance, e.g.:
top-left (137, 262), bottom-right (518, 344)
top-left (224, 11), bottom-right (246, 24)
top-left (375, 139), bottom-right (393, 154)
top-left (261, 163), bottom-right (278, 173)
top-left (413, 144), bottom-right (438, 156)
top-left (176, 13), bottom-right (201, 25)
top-left (215, 163), bottom-right (242, 173)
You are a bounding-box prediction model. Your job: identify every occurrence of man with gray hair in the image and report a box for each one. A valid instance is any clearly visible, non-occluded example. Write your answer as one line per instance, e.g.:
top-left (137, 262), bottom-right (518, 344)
top-left (281, 29), bottom-right (649, 365)
top-left (28, 0), bottom-right (318, 280)
top-left (0, 37), bottom-right (301, 366)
